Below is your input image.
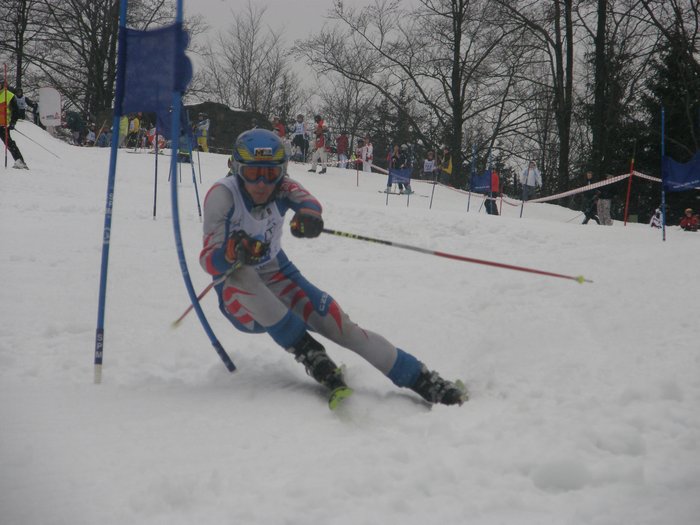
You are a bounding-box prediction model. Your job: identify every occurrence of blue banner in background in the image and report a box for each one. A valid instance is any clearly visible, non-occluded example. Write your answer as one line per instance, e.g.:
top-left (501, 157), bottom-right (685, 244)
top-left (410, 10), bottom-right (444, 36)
top-left (389, 167), bottom-right (412, 185)
top-left (470, 170), bottom-right (491, 194)
top-left (662, 151), bottom-right (700, 192)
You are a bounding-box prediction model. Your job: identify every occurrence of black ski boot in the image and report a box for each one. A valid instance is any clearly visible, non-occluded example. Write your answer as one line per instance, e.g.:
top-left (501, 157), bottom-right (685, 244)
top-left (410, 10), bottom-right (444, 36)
top-left (410, 365), bottom-right (467, 406)
top-left (289, 332), bottom-right (347, 391)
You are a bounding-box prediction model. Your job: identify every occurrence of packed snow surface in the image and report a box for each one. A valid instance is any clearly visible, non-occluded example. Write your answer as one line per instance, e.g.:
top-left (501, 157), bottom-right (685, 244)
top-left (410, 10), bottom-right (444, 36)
top-left (1, 122), bottom-right (699, 524)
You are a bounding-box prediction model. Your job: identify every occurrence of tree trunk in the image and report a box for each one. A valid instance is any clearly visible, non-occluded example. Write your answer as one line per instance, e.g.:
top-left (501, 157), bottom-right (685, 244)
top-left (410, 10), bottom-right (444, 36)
top-left (590, 0), bottom-right (608, 180)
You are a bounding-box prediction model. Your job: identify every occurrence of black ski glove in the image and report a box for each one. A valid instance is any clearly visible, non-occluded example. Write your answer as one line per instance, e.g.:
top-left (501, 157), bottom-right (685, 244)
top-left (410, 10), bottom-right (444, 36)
top-left (290, 211), bottom-right (324, 238)
top-left (224, 231), bottom-right (270, 265)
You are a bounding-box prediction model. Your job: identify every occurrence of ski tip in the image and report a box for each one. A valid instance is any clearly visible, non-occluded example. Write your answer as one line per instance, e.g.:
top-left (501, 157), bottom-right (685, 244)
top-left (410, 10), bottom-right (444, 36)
top-left (329, 386), bottom-right (353, 410)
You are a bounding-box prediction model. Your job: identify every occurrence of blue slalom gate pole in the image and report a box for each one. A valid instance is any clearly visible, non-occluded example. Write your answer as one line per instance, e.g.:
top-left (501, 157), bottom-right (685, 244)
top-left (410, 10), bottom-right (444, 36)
top-left (661, 107), bottom-right (667, 242)
top-left (467, 144), bottom-right (476, 212)
top-left (94, 0), bottom-right (129, 384)
top-left (189, 135), bottom-right (202, 219)
top-left (153, 126), bottom-right (159, 219)
top-left (169, 1), bottom-right (235, 371)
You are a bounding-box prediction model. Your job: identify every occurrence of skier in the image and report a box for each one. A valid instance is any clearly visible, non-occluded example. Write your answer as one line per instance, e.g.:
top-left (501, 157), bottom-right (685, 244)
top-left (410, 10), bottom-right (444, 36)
top-left (199, 128), bottom-right (466, 408)
top-left (0, 86), bottom-right (28, 169)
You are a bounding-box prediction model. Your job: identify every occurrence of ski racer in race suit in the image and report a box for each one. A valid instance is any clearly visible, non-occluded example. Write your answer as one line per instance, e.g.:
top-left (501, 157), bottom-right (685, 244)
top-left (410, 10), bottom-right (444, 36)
top-left (199, 128), bottom-right (465, 406)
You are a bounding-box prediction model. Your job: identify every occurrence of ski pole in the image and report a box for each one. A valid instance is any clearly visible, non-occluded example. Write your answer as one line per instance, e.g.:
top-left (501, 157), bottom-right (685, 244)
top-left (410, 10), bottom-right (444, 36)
top-left (13, 128), bottom-right (61, 158)
top-left (172, 262), bottom-right (241, 327)
top-left (566, 212), bottom-right (584, 223)
top-left (322, 228), bottom-right (592, 284)
top-left (196, 147), bottom-right (202, 183)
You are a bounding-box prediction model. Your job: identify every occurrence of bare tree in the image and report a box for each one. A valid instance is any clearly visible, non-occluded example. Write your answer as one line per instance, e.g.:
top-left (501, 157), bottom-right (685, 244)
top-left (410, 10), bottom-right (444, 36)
top-left (316, 67), bottom-right (381, 143)
top-left (0, 0), bottom-right (50, 89)
top-left (199, 0), bottom-right (293, 114)
top-left (493, 0), bottom-right (575, 191)
top-left (638, 0), bottom-right (699, 77)
top-left (295, 0), bottom-right (522, 187)
top-left (574, 0), bottom-right (660, 179)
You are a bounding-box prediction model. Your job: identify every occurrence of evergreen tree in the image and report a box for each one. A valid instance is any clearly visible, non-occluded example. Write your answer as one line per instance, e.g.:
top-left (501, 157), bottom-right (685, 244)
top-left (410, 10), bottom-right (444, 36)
top-left (640, 33), bottom-right (700, 221)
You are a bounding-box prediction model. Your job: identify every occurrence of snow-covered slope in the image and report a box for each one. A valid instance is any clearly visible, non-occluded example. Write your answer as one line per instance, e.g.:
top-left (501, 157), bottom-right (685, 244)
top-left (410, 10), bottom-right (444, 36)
top-left (1, 121), bottom-right (699, 525)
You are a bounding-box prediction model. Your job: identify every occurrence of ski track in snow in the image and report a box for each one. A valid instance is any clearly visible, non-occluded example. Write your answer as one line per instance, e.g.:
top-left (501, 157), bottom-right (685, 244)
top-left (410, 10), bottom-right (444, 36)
top-left (1, 121), bottom-right (699, 525)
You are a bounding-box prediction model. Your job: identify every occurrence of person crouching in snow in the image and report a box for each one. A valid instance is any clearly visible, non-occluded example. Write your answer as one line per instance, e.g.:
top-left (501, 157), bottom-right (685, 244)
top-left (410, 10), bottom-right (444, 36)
top-left (680, 208), bottom-right (699, 231)
top-left (199, 128), bottom-right (466, 407)
top-left (649, 208), bottom-right (662, 229)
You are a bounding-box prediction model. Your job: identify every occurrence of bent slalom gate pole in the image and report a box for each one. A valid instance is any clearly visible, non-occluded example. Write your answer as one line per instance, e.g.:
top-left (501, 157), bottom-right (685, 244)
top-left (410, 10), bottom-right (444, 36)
top-left (322, 228), bottom-right (592, 284)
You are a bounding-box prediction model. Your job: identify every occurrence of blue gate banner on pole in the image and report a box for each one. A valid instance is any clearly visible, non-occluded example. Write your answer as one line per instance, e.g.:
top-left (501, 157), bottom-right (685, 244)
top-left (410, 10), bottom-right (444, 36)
top-left (389, 167), bottom-right (412, 184)
top-left (662, 151), bottom-right (700, 192)
top-left (471, 170), bottom-right (491, 193)
top-left (118, 23), bottom-right (192, 116)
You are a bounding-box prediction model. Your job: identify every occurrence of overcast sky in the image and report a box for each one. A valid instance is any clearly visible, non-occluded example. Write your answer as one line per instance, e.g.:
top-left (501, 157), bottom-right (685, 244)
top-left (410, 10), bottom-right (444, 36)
top-left (185, 0), bottom-right (340, 46)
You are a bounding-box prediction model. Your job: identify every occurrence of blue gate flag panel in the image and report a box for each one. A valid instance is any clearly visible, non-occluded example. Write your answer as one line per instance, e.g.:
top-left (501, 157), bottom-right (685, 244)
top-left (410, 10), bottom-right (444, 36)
top-left (662, 151), bottom-right (700, 192)
top-left (471, 170), bottom-right (491, 193)
top-left (389, 167), bottom-right (412, 184)
top-left (118, 23), bottom-right (192, 116)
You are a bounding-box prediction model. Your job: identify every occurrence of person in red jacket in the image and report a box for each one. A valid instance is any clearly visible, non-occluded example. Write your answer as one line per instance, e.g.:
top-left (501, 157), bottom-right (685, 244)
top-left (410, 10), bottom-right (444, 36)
top-left (336, 130), bottom-right (349, 168)
top-left (307, 114), bottom-right (328, 174)
top-left (271, 116), bottom-right (286, 139)
top-left (485, 170), bottom-right (500, 215)
top-left (680, 208), bottom-right (699, 231)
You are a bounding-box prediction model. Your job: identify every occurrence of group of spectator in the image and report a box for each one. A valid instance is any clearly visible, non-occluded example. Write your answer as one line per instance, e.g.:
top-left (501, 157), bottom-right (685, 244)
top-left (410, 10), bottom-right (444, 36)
top-left (649, 207), bottom-right (698, 231)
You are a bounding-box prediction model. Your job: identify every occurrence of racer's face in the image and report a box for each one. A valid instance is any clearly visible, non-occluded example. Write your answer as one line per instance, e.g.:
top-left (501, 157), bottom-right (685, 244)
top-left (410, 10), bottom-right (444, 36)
top-left (243, 179), bottom-right (276, 205)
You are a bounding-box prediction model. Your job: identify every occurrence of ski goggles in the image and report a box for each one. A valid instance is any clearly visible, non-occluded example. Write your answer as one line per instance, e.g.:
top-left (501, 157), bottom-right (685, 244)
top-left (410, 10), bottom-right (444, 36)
top-left (239, 165), bottom-right (283, 185)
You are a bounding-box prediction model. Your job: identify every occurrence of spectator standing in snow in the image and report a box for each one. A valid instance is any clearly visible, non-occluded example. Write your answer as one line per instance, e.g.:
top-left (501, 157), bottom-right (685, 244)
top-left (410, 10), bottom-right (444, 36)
top-left (581, 171), bottom-right (600, 225)
top-left (438, 146), bottom-right (452, 185)
top-left (291, 114), bottom-right (308, 162)
top-left (127, 113), bottom-right (140, 148)
top-left (271, 116), bottom-right (286, 139)
top-left (195, 112), bottom-right (210, 152)
top-left (85, 123), bottom-right (96, 146)
top-left (485, 170), bottom-right (500, 215)
top-left (422, 149), bottom-right (438, 180)
top-left (307, 114), bottom-right (328, 174)
top-left (336, 130), bottom-right (349, 169)
top-left (118, 115), bottom-right (128, 147)
top-left (520, 160), bottom-right (542, 201)
top-left (14, 88), bottom-right (37, 122)
top-left (597, 175), bottom-right (615, 226)
top-left (361, 135), bottom-right (374, 172)
top-left (0, 86), bottom-right (28, 169)
top-left (199, 128), bottom-right (466, 407)
top-left (353, 138), bottom-right (364, 170)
